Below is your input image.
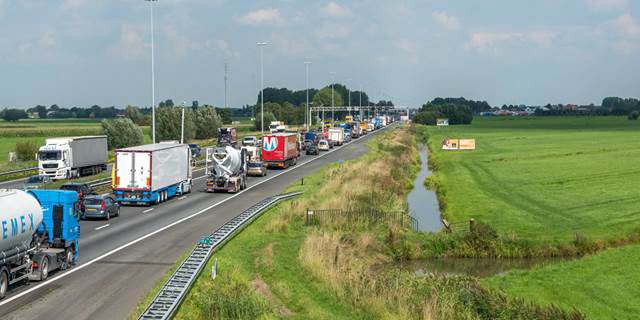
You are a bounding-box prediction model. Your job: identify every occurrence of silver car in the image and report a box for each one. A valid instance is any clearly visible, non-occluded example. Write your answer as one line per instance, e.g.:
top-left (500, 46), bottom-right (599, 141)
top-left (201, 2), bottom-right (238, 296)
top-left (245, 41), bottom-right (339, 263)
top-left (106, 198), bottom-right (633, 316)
top-left (247, 161), bottom-right (267, 177)
top-left (83, 194), bottom-right (120, 220)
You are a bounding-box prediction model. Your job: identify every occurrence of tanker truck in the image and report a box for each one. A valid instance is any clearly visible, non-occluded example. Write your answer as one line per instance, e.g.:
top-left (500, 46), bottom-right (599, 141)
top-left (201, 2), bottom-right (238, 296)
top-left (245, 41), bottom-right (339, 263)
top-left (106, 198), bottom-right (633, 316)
top-left (205, 146), bottom-right (247, 193)
top-left (0, 189), bottom-right (80, 299)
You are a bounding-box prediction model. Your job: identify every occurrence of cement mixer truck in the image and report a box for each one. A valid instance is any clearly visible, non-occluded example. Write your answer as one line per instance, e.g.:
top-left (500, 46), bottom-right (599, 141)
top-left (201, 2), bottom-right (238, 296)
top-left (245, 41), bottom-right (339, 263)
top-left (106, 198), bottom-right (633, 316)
top-left (205, 146), bottom-right (247, 193)
top-left (0, 189), bottom-right (80, 299)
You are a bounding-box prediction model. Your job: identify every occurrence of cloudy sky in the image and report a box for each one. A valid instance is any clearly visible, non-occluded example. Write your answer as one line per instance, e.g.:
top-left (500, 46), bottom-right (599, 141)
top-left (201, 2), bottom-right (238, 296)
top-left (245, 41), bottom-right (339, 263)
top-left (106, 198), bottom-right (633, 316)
top-left (0, 0), bottom-right (638, 108)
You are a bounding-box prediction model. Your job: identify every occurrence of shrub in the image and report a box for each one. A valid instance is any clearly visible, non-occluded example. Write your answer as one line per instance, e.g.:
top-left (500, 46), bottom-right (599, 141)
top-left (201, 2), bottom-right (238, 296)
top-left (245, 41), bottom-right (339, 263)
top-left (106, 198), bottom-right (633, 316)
top-left (1, 108), bottom-right (28, 122)
top-left (628, 111), bottom-right (639, 120)
top-left (253, 111), bottom-right (276, 131)
top-left (101, 118), bottom-right (144, 149)
top-left (14, 140), bottom-right (39, 161)
top-left (413, 111), bottom-right (440, 125)
top-left (193, 107), bottom-right (222, 139)
top-left (155, 106), bottom-right (195, 142)
top-left (421, 103), bottom-right (473, 125)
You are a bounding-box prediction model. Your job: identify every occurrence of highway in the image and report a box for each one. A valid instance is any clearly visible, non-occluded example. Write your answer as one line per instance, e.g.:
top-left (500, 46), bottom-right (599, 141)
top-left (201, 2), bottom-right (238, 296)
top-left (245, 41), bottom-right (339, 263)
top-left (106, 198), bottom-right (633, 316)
top-left (0, 128), bottom-right (386, 320)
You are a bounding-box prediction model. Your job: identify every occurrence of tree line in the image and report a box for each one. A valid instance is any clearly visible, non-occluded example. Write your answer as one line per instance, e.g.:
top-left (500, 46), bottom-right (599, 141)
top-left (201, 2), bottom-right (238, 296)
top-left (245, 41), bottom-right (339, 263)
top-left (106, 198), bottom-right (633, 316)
top-left (413, 97), bottom-right (481, 125)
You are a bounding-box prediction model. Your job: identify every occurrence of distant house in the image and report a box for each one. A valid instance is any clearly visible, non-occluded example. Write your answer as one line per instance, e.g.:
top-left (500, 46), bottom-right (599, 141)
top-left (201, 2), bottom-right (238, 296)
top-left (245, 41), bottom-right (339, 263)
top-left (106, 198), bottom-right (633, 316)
top-left (28, 112), bottom-right (40, 119)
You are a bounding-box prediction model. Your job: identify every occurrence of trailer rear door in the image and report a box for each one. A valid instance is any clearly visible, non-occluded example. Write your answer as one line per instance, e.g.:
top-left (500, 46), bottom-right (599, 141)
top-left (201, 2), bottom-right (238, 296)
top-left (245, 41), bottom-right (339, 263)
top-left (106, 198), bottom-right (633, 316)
top-left (116, 152), bottom-right (151, 189)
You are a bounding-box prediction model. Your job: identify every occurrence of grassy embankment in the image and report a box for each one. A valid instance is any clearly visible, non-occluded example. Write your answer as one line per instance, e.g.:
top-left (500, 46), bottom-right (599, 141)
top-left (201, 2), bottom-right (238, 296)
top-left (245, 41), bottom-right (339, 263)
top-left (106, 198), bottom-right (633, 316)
top-left (419, 116), bottom-right (640, 319)
top-left (134, 125), bottom-right (582, 319)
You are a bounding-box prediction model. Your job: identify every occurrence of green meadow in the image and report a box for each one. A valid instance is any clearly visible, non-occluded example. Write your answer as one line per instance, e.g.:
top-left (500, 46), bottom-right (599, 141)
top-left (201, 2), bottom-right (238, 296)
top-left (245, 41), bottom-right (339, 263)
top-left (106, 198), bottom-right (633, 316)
top-left (421, 116), bottom-right (640, 243)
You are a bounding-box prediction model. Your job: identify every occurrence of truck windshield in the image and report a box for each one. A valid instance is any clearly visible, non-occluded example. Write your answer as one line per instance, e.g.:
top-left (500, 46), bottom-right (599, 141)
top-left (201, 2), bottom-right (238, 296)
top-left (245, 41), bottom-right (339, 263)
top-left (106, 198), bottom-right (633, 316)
top-left (38, 151), bottom-right (61, 161)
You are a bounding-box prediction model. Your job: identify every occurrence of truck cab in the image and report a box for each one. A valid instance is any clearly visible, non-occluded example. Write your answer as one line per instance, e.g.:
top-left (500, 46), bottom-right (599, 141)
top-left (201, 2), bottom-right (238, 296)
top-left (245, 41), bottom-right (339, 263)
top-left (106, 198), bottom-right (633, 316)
top-left (37, 143), bottom-right (70, 179)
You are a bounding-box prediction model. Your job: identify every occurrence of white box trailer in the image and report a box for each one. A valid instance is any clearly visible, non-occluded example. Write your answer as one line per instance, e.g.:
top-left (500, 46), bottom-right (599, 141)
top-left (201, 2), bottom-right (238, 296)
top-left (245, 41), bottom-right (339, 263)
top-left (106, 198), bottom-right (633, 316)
top-left (328, 128), bottom-right (345, 146)
top-left (38, 136), bottom-right (107, 179)
top-left (114, 142), bottom-right (192, 205)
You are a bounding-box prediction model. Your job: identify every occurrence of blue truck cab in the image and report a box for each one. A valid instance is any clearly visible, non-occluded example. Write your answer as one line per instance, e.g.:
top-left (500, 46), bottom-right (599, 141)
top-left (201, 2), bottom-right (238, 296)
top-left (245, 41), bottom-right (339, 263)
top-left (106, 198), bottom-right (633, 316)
top-left (28, 190), bottom-right (80, 279)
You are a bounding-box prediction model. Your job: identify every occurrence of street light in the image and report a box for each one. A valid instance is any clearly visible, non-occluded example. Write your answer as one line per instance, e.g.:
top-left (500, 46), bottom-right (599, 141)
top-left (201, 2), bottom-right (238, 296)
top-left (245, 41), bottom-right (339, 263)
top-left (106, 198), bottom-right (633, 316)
top-left (146, 0), bottom-right (158, 144)
top-left (257, 42), bottom-right (269, 135)
top-left (330, 71), bottom-right (336, 122)
top-left (180, 101), bottom-right (186, 144)
top-left (304, 61), bottom-right (312, 130)
top-left (359, 84), bottom-right (363, 120)
top-left (347, 78), bottom-right (352, 117)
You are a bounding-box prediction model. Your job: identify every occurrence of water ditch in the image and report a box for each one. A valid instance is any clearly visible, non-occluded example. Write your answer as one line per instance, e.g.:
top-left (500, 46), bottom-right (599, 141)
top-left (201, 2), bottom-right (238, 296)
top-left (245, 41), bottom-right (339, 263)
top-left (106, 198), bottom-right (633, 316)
top-left (407, 145), bottom-right (443, 232)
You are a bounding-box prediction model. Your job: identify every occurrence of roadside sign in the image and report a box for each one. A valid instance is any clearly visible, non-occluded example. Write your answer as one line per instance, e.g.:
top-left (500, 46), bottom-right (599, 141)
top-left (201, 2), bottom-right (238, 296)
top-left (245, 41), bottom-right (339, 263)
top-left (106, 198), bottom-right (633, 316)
top-left (442, 138), bottom-right (476, 150)
top-left (436, 118), bottom-right (449, 126)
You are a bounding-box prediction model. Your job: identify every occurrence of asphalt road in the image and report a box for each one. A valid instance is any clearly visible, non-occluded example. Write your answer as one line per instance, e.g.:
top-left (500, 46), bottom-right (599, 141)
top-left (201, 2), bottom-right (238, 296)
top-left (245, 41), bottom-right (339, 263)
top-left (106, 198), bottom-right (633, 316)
top-left (0, 164), bottom-right (114, 189)
top-left (0, 126), bottom-right (389, 320)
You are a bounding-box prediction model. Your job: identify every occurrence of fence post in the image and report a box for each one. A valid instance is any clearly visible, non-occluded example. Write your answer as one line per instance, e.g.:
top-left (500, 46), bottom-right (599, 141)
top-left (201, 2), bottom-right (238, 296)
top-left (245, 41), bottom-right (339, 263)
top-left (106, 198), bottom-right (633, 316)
top-left (469, 218), bottom-right (475, 232)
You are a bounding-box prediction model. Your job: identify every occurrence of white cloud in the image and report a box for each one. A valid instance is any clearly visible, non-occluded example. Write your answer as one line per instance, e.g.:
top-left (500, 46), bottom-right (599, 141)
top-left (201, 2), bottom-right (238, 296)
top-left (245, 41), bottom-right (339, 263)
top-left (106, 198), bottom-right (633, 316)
top-left (396, 38), bottom-right (419, 63)
top-left (238, 8), bottom-right (282, 26)
top-left (320, 2), bottom-right (352, 19)
top-left (108, 24), bottom-right (147, 60)
top-left (271, 32), bottom-right (311, 56)
top-left (315, 22), bottom-right (351, 39)
top-left (611, 14), bottom-right (640, 38)
top-left (585, 0), bottom-right (628, 12)
top-left (465, 31), bottom-right (557, 52)
top-left (38, 31), bottom-right (57, 48)
top-left (432, 11), bottom-right (461, 30)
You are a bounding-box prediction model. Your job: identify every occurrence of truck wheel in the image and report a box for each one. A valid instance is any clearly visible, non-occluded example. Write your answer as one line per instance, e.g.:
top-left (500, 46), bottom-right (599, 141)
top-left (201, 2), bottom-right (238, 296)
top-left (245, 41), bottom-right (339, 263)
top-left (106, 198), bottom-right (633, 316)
top-left (61, 249), bottom-right (73, 270)
top-left (0, 270), bottom-right (8, 299)
top-left (40, 257), bottom-right (49, 281)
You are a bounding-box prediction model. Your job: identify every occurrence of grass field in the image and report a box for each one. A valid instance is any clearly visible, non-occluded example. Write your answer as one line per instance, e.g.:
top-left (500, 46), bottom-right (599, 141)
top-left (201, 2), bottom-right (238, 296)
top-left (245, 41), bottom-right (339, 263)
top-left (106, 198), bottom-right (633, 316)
top-left (485, 243), bottom-right (640, 319)
top-left (420, 116), bottom-right (640, 243)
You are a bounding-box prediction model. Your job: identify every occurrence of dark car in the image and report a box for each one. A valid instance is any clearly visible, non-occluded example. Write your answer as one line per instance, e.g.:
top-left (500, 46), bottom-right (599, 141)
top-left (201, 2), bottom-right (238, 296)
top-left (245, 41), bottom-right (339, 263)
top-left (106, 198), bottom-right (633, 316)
top-left (82, 194), bottom-right (119, 220)
top-left (23, 175), bottom-right (52, 189)
top-left (306, 143), bottom-right (319, 155)
top-left (189, 144), bottom-right (201, 157)
top-left (60, 182), bottom-right (95, 211)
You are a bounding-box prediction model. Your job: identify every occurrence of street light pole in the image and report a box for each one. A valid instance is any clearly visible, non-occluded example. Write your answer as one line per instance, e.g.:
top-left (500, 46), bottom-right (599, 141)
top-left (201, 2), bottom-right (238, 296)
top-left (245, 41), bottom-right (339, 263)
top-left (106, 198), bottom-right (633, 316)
top-left (180, 101), bottom-right (185, 144)
top-left (146, 0), bottom-right (157, 144)
top-left (347, 78), bottom-right (352, 118)
top-left (359, 84), bottom-right (363, 120)
top-left (330, 72), bottom-right (335, 122)
top-left (257, 42), bottom-right (268, 135)
top-left (304, 61), bottom-right (311, 130)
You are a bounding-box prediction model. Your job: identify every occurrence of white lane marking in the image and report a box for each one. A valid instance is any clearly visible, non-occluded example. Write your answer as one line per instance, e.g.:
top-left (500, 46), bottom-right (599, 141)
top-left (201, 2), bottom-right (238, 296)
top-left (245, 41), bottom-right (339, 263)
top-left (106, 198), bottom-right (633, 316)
top-left (178, 196), bottom-right (187, 200)
top-left (0, 127), bottom-right (388, 307)
top-left (142, 208), bottom-right (154, 213)
top-left (94, 224), bottom-right (110, 231)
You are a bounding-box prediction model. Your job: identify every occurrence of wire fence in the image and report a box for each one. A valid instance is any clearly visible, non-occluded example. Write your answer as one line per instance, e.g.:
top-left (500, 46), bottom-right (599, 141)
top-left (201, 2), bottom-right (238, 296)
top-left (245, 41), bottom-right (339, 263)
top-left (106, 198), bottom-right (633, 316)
top-left (305, 208), bottom-right (419, 231)
top-left (442, 218), bottom-right (473, 234)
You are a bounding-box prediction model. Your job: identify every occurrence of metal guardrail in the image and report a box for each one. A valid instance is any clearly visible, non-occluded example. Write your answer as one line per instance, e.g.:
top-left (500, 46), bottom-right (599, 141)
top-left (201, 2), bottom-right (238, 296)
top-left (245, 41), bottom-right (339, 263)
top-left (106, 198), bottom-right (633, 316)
top-left (0, 166), bottom-right (38, 178)
top-left (138, 191), bottom-right (303, 320)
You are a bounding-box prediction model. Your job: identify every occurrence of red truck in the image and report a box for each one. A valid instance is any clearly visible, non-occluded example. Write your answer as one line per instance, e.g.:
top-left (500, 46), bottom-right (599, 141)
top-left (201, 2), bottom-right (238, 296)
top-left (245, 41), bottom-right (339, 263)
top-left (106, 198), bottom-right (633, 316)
top-left (261, 133), bottom-right (299, 168)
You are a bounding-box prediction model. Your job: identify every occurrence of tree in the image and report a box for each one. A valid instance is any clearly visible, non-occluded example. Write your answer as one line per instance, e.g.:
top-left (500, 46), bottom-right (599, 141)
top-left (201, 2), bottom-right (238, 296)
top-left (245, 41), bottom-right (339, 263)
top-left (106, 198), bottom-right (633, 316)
top-left (28, 105), bottom-right (48, 118)
top-left (413, 111), bottom-right (439, 125)
top-left (125, 106), bottom-right (149, 126)
top-left (1, 108), bottom-right (28, 122)
top-left (156, 106), bottom-right (195, 142)
top-left (101, 118), bottom-right (144, 149)
top-left (421, 103), bottom-right (473, 125)
top-left (193, 107), bottom-right (222, 139)
top-left (629, 111), bottom-right (639, 120)
top-left (313, 87), bottom-right (343, 109)
top-left (14, 140), bottom-right (39, 161)
top-left (216, 108), bottom-right (232, 124)
top-left (253, 111), bottom-right (276, 131)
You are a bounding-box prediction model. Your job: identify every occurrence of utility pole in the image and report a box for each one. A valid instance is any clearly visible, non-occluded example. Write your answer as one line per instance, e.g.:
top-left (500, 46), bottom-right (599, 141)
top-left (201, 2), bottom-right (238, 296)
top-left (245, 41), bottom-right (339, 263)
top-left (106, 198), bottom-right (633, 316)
top-left (146, 0), bottom-right (157, 144)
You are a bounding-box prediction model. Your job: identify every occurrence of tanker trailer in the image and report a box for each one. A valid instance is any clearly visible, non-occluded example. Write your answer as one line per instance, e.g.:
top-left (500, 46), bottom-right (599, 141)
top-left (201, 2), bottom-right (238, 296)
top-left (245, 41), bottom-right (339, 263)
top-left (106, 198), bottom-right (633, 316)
top-left (205, 146), bottom-right (247, 193)
top-left (0, 189), bottom-right (80, 299)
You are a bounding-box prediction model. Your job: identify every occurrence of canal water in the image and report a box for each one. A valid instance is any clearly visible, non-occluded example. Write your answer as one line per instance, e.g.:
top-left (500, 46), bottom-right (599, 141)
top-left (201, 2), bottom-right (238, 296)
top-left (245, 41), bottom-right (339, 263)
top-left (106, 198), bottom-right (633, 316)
top-left (394, 256), bottom-right (574, 278)
top-left (408, 146), bottom-right (443, 232)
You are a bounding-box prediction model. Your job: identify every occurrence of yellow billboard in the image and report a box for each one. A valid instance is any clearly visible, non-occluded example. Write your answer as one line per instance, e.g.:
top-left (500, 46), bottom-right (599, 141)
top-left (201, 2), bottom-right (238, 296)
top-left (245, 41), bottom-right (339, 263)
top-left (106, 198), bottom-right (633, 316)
top-left (442, 138), bottom-right (476, 150)
top-left (459, 139), bottom-right (476, 150)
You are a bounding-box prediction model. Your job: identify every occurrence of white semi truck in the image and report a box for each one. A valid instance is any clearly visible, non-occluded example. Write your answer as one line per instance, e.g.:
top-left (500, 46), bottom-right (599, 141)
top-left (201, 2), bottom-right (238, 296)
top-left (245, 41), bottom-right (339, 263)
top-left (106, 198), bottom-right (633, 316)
top-left (114, 142), bottom-right (192, 205)
top-left (37, 136), bottom-right (108, 180)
